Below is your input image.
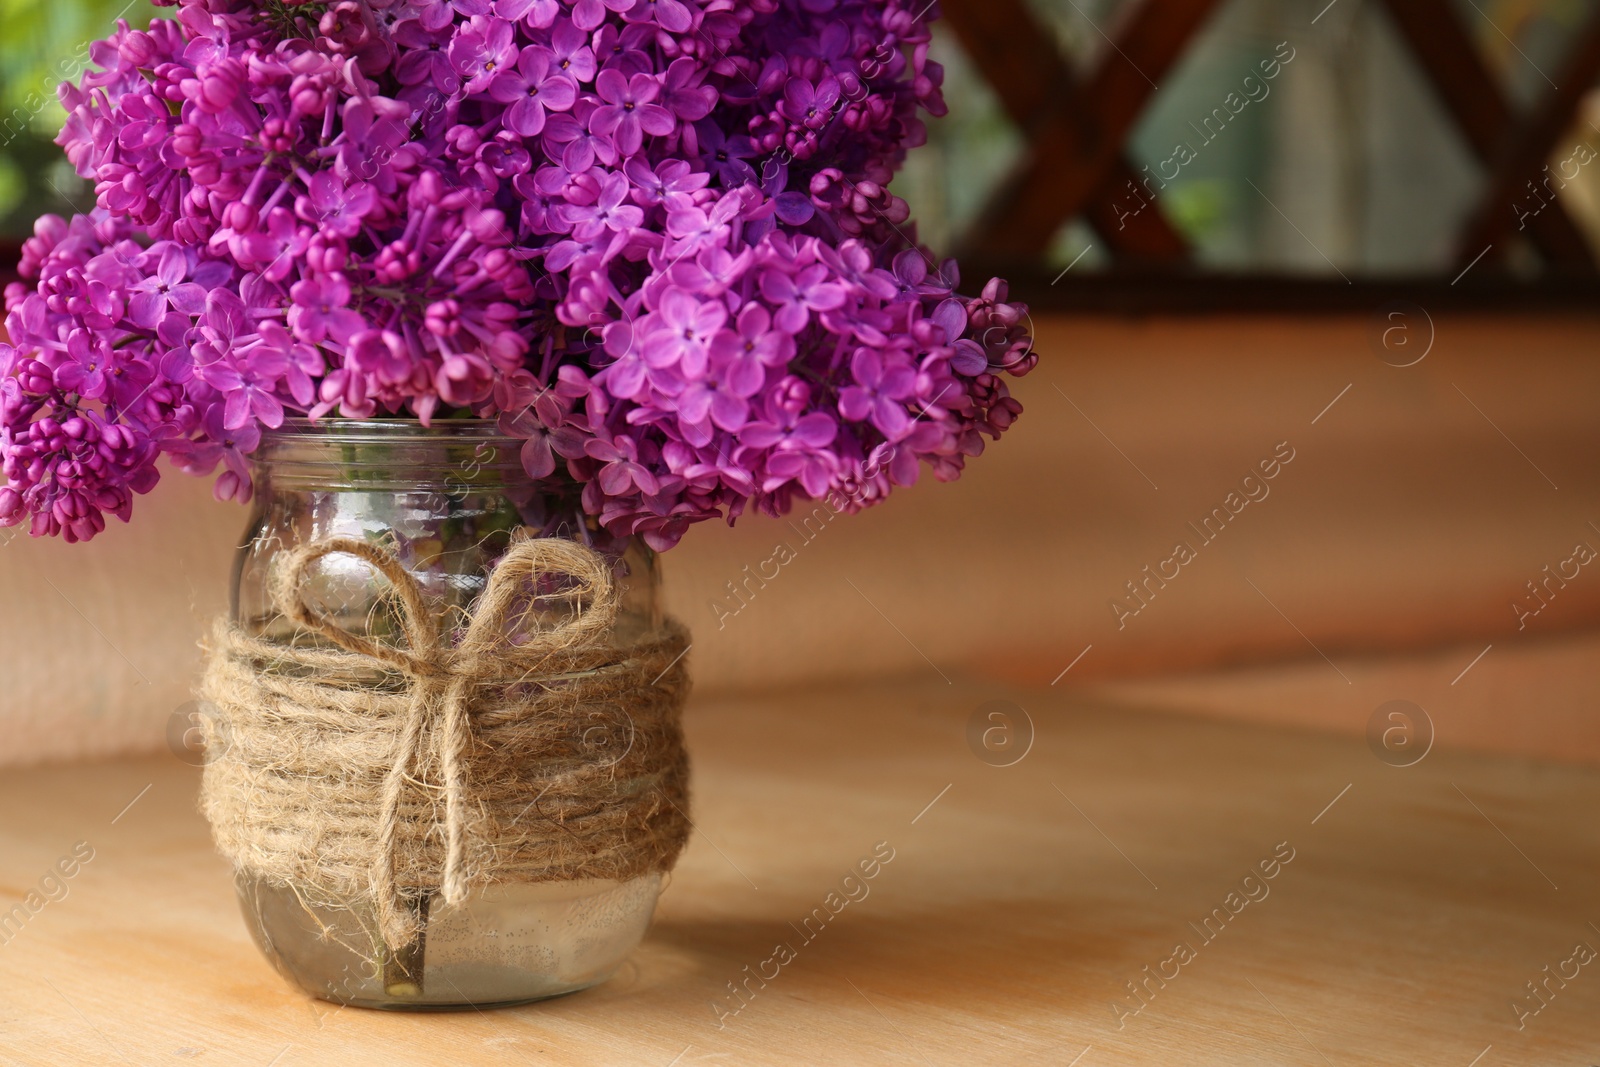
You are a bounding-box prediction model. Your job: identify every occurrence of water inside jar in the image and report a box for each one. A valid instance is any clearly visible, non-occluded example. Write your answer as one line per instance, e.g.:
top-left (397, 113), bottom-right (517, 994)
top-left (238, 873), bottom-right (663, 1010)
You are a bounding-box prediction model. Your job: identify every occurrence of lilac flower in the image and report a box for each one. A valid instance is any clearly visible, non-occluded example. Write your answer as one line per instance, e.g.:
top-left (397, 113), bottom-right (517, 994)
top-left (695, 121), bottom-right (757, 188)
top-left (589, 70), bottom-right (674, 156)
top-left (489, 46), bottom-right (577, 136)
top-left (667, 245), bottom-right (753, 299)
top-left (889, 248), bottom-right (957, 300)
top-left (198, 348), bottom-right (288, 430)
top-left (588, 16), bottom-right (654, 59)
top-left (838, 348), bottom-right (916, 441)
top-left (289, 276), bottom-right (366, 344)
top-left (420, 0), bottom-right (496, 33)
top-left (557, 171), bottom-right (644, 240)
top-left (548, 19), bottom-right (598, 81)
top-left (573, 0), bottom-right (634, 32)
top-left (598, 320), bottom-right (651, 399)
top-left (764, 446), bottom-right (837, 498)
top-left (436, 350), bottom-right (497, 405)
top-left (195, 406), bottom-right (261, 505)
top-left (295, 172), bottom-right (376, 239)
top-left (675, 341), bottom-right (763, 432)
top-left (127, 244), bottom-right (207, 328)
top-left (256, 322), bottom-right (325, 406)
top-left (54, 331), bottom-right (112, 399)
top-left (103, 355), bottom-right (157, 412)
top-left (394, 21), bottom-right (455, 87)
top-left (710, 304), bottom-right (791, 368)
top-left (542, 109), bottom-right (621, 169)
top-left (759, 262), bottom-right (848, 333)
top-left (1, 0), bottom-right (1031, 547)
top-left (644, 289), bottom-right (724, 376)
top-left (663, 189), bottom-right (745, 259)
top-left (659, 58), bottom-right (716, 121)
top-left (346, 329), bottom-right (413, 387)
top-left (624, 158), bottom-right (708, 213)
top-left (585, 434), bottom-right (658, 495)
top-left (336, 96), bottom-right (418, 191)
top-left (780, 76), bottom-right (842, 132)
top-left (449, 17), bottom-right (519, 92)
top-left (740, 405), bottom-right (839, 452)
top-left (499, 388), bottom-right (570, 478)
top-left (496, 0), bottom-right (559, 29)
top-left (623, 0), bottom-right (693, 34)
top-left (226, 208), bottom-right (310, 281)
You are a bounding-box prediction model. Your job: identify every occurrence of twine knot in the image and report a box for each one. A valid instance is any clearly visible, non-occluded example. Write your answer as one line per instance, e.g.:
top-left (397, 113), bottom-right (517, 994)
top-left (200, 535), bottom-right (691, 950)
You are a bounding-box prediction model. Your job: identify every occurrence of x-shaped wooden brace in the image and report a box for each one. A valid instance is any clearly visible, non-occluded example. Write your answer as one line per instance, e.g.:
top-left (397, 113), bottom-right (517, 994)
top-left (944, 0), bottom-right (1225, 264)
top-left (945, 0), bottom-right (1600, 274)
top-left (1379, 0), bottom-right (1600, 272)
top-left (940, 0), bottom-right (1193, 263)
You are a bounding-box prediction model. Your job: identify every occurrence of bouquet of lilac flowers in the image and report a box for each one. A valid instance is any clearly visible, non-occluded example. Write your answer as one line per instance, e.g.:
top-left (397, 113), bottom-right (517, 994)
top-left (0, 0), bottom-right (1033, 547)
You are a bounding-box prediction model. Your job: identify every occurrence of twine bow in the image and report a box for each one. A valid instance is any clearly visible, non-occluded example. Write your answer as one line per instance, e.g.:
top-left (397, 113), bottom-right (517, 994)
top-left (271, 535), bottom-right (621, 949)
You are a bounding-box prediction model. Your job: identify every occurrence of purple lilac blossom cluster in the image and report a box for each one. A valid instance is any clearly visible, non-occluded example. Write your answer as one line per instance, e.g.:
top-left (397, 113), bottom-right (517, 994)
top-left (0, 0), bottom-right (1033, 547)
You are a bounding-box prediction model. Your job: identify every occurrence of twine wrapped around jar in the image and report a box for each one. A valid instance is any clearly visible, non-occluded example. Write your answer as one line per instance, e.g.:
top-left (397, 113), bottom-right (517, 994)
top-left (198, 535), bottom-right (691, 950)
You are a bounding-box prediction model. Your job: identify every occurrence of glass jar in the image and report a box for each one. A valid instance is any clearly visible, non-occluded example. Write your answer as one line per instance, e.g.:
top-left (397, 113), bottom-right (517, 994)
top-left (222, 418), bottom-right (665, 1010)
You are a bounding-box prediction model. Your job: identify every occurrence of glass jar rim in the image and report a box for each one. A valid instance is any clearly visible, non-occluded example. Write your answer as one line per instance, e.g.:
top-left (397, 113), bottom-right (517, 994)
top-left (263, 417), bottom-right (520, 446)
top-left (253, 417), bottom-right (532, 489)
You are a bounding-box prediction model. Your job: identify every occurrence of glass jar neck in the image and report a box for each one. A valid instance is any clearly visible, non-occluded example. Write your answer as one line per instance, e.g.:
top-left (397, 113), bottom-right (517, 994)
top-left (233, 418), bottom-right (659, 642)
top-left (255, 419), bottom-right (529, 493)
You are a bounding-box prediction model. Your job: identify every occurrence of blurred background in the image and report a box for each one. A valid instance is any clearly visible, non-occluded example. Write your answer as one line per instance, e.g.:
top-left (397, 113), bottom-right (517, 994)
top-left (916, 0), bottom-right (1600, 288)
top-left (2, 0), bottom-right (1599, 768)
top-left (13, 0), bottom-right (1600, 291)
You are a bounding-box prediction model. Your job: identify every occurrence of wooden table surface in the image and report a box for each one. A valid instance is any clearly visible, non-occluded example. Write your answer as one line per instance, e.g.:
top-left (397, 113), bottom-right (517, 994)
top-left (2, 674), bottom-right (1597, 1066)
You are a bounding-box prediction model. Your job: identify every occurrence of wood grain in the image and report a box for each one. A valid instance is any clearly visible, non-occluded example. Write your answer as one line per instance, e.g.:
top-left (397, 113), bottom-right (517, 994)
top-left (1, 675), bottom-right (1596, 1065)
